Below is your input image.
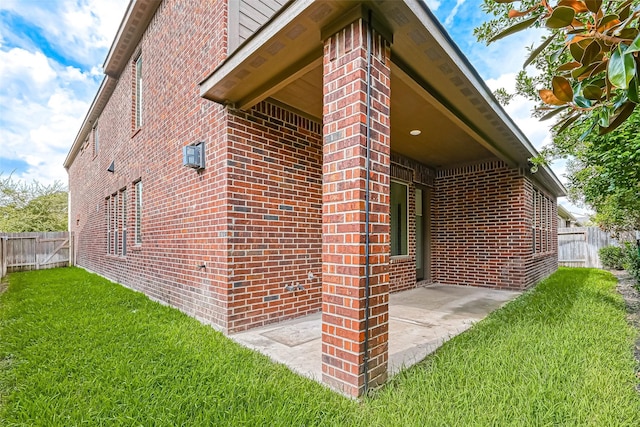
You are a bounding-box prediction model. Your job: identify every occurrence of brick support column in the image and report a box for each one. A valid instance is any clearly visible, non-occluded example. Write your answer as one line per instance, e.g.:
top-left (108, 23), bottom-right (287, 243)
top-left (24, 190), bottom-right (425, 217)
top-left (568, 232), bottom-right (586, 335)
top-left (321, 17), bottom-right (391, 397)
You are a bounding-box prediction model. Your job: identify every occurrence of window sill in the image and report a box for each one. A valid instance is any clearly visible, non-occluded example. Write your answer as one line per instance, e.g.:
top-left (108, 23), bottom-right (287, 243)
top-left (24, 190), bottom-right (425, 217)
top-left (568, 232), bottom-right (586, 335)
top-left (131, 127), bottom-right (143, 139)
top-left (390, 255), bottom-right (412, 263)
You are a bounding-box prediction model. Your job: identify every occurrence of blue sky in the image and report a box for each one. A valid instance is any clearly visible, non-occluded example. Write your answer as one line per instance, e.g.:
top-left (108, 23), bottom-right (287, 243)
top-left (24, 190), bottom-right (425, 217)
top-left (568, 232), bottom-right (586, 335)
top-left (0, 0), bottom-right (586, 215)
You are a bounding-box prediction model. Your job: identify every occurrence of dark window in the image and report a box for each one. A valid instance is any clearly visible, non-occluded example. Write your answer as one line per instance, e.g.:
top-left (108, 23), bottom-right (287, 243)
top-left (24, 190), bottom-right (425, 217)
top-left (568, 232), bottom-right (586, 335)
top-left (391, 181), bottom-right (408, 256)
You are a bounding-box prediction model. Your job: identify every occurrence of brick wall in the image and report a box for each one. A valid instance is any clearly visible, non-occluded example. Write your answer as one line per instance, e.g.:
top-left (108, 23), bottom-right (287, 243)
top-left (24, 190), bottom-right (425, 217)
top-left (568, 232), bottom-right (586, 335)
top-left (68, 0), bottom-right (232, 330)
top-left (432, 160), bottom-right (557, 290)
top-left (225, 102), bottom-right (324, 332)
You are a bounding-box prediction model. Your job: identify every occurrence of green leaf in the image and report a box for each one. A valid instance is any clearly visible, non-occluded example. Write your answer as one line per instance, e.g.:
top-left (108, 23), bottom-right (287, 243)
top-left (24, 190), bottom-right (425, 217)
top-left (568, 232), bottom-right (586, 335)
top-left (607, 45), bottom-right (636, 89)
top-left (551, 45), bottom-right (567, 63)
top-left (597, 14), bottom-right (620, 32)
top-left (598, 107), bottom-right (611, 127)
top-left (546, 6), bottom-right (576, 29)
top-left (616, 0), bottom-right (634, 20)
top-left (599, 101), bottom-right (636, 134)
top-left (581, 40), bottom-right (601, 65)
top-left (569, 42), bottom-right (585, 62)
top-left (626, 33), bottom-right (640, 54)
top-left (616, 28), bottom-right (639, 40)
top-left (555, 113), bottom-right (581, 133)
top-left (628, 77), bottom-right (639, 103)
top-left (587, 61), bottom-right (607, 79)
top-left (574, 96), bottom-right (592, 108)
top-left (523, 34), bottom-right (557, 69)
top-left (584, 0), bottom-right (602, 14)
top-left (582, 85), bottom-right (603, 100)
top-left (572, 62), bottom-right (599, 80)
top-left (489, 15), bottom-right (540, 43)
top-left (539, 105), bottom-right (570, 121)
top-left (578, 121), bottom-right (598, 141)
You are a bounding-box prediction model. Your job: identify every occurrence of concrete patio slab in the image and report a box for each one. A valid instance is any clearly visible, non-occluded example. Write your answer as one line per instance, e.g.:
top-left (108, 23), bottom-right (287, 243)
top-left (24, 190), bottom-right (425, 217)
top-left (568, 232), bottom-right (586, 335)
top-left (230, 284), bottom-right (521, 383)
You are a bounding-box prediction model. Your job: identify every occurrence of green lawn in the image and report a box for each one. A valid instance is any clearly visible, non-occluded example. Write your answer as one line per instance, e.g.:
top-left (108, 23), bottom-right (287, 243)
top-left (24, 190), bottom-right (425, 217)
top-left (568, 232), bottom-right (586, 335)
top-left (1, 267), bottom-right (638, 426)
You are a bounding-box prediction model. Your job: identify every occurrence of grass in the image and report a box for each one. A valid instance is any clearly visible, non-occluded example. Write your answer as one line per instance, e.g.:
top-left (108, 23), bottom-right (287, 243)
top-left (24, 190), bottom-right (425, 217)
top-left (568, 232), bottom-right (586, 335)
top-left (1, 267), bottom-right (639, 426)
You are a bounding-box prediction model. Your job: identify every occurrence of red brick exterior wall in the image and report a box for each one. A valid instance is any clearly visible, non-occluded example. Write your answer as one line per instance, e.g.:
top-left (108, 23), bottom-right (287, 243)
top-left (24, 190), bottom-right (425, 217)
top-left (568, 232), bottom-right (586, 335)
top-left (68, 0), bottom-right (232, 329)
top-left (322, 19), bottom-right (391, 397)
top-left (225, 103), bottom-right (324, 332)
top-left (432, 160), bottom-right (557, 290)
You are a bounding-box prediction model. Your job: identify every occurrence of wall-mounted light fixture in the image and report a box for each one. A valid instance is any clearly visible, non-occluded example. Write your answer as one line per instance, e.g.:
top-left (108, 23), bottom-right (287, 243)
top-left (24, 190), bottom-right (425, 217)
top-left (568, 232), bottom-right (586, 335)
top-left (183, 141), bottom-right (205, 169)
top-left (107, 161), bottom-right (115, 173)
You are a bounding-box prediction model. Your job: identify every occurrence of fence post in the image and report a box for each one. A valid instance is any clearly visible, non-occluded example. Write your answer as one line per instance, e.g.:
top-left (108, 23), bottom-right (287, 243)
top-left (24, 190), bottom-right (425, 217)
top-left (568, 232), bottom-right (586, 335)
top-left (1, 237), bottom-right (6, 279)
top-left (69, 231), bottom-right (74, 267)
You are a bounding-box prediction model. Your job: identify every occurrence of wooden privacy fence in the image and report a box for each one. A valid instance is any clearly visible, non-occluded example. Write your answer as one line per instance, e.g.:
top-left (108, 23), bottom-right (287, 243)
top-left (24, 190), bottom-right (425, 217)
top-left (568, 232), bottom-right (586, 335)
top-left (0, 231), bottom-right (74, 278)
top-left (558, 227), bottom-right (634, 268)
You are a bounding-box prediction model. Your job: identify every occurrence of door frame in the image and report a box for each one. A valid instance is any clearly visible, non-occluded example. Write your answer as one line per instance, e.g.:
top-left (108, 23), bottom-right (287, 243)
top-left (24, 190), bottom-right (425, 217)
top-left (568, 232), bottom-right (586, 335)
top-left (415, 185), bottom-right (432, 282)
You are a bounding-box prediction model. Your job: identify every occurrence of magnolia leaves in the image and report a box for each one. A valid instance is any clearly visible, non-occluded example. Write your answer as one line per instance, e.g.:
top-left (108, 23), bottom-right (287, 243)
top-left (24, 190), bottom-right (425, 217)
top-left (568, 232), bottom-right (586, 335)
top-left (540, 76), bottom-right (574, 105)
top-left (608, 45), bottom-right (636, 89)
top-left (546, 6), bottom-right (576, 29)
top-left (489, 0), bottom-right (640, 135)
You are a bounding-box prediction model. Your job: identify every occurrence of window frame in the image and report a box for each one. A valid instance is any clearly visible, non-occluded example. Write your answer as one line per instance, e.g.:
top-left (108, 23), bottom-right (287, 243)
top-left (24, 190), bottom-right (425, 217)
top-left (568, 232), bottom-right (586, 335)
top-left (113, 193), bottom-right (119, 255)
top-left (106, 197), bottom-right (111, 254)
top-left (121, 188), bottom-right (127, 256)
top-left (135, 180), bottom-right (142, 245)
top-left (390, 180), bottom-right (409, 257)
top-left (533, 188), bottom-right (553, 255)
top-left (134, 55), bottom-right (143, 129)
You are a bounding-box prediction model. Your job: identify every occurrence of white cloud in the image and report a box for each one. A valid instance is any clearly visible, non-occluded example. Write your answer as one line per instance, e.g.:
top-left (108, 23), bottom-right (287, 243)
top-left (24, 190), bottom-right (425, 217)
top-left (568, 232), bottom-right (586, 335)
top-left (0, 47), bottom-right (57, 94)
top-left (0, 0), bottom-right (128, 185)
top-left (444, 0), bottom-right (466, 27)
top-left (0, 0), bottom-right (126, 67)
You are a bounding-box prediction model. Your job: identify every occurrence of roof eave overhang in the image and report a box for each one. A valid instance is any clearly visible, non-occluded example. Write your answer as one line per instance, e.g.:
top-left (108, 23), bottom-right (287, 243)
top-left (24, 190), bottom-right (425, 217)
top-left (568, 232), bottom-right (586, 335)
top-left (103, 0), bottom-right (161, 78)
top-left (65, 0), bottom-right (160, 170)
top-left (199, 0), bottom-right (566, 197)
top-left (558, 204), bottom-right (577, 221)
top-left (64, 76), bottom-right (118, 169)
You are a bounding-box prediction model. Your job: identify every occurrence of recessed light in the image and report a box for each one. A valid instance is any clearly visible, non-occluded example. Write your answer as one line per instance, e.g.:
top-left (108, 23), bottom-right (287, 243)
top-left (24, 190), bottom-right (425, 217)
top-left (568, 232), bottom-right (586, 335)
top-left (410, 129), bottom-right (421, 136)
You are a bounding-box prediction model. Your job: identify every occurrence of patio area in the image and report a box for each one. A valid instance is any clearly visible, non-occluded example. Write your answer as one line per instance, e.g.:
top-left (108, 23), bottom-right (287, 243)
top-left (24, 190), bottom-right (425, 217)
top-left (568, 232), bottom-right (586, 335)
top-left (231, 284), bottom-right (521, 382)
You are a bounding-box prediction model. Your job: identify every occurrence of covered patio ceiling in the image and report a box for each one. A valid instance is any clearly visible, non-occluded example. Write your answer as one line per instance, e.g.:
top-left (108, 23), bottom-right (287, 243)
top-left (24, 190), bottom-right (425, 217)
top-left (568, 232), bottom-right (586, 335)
top-left (200, 0), bottom-right (565, 196)
top-left (267, 63), bottom-right (495, 168)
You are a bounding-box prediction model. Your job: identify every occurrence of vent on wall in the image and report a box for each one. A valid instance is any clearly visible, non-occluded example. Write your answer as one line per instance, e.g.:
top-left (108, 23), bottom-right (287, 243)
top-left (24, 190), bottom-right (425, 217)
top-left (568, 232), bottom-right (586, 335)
top-left (183, 142), bottom-right (205, 169)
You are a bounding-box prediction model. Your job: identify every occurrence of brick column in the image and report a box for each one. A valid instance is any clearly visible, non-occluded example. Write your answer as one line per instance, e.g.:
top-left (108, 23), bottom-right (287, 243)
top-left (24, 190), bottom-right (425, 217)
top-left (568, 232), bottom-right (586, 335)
top-left (321, 17), bottom-right (391, 397)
